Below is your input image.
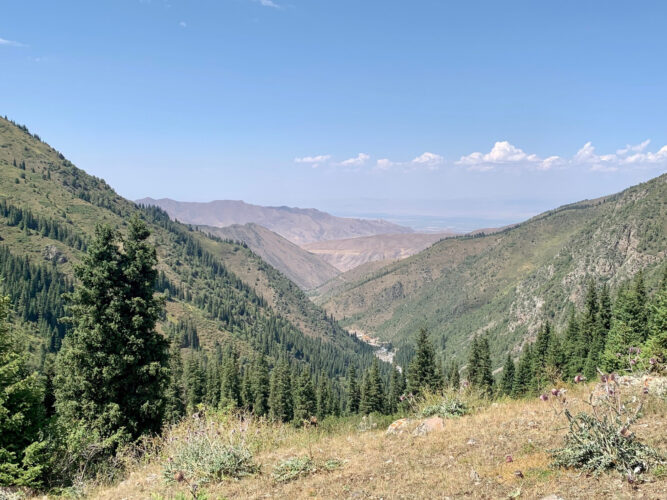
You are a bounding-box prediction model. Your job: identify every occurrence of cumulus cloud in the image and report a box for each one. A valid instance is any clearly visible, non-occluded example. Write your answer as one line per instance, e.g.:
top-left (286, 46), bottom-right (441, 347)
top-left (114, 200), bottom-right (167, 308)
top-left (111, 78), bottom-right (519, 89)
top-left (457, 139), bottom-right (667, 173)
top-left (340, 152), bottom-right (370, 167)
top-left (294, 154), bottom-right (331, 168)
top-left (457, 141), bottom-right (556, 171)
top-left (411, 152), bottom-right (444, 170)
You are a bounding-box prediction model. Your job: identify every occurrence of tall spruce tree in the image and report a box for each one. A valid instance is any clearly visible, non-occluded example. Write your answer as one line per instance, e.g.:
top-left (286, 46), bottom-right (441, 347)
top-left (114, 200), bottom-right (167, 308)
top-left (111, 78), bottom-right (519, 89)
top-left (250, 354), bottom-right (269, 416)
top-left (163, 340), bottom-right (186, 423)
top-left (268, 358), bottom-right (292, 422)
top-left (0, 293), bottom-right (46, 486)
top-left (406, 327), bottom-right (441, 395)
top-left (360, 358), bottom-right (385, 414)
top-left (293, 370), bottom-right (316, 423)
top-left (387, 364), bottom-right (406, 413)
top-left (644, 268), bottom-right (667, 362)
top-left (54, 218), bottom-right (169, 439)
top-left (346, 365), bottom-right (360, 414)
top-left (500, 354), bottom-right (516, 396)
top-left (512, 345), bottom-right (534, 397)
top-left (468, 336), bottom-right (494, 395)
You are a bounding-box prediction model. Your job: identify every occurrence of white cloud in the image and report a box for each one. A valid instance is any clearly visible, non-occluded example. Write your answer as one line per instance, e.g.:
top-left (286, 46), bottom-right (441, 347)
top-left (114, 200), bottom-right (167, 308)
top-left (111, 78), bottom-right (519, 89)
top-left (571, 139), bottom-right (667, 171)
top-left (340, 152), bottom-right (370, 167)
top-left (294, 154), bottom-right (331, 168)
top-left (617, 139), bottom-right (650, 156)
top-left (374, 158), bottom-right (394, 171)
top-left (411, 152), bottom-right (443, 170)
top-left (179, 21), bottom-right (187, 28)
top-left (0, 37), bottom-right (24, 47)
top-left (457, 141), bottom-right (555, 171)
top-left (255, 0), bottom-right (280, 8)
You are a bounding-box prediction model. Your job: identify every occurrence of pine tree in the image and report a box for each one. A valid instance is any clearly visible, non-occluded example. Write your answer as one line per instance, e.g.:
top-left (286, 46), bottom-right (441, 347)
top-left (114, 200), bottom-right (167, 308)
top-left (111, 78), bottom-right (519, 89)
top-left (219, 347), bottom-right (241, 409)
top-left (250, 354), bottom-right (269, 417)
top-left (406, 327), bottom-right (441, 395)
top-left (0, 293), bottom-right (46, 486)
top-left (360, 358), bottom-right (385, 414)
top-left (601, 276), bottom-right (649, 372)
top-left (512, 345), bottom-right (534, 397)
top-left (563, 310), bottom-right (582, 378)
top-left (316, 373), bottom-right (330, 419)
top-left (184, 354), bottom-right (205, 411)
top-left (54, 219), bottom-right (169, 439)
top-left (346, 365), bottom-right (360, 414)
top-left (644, 268), bottom-right (667, 362)
top-left (387, 364), bottom-right (406, 413)
top-left (164, 340), bottom-right (186, 423)
top-left (447, 362), bottom-right (460, 390)
top-left (268, 359), bottom-right (292, 422)
top-left (293, 370), bottom-right (316, 423)
top-left (468, 336), bottom-right (493, 395)
top-left (500, 354), bottom-right (515, 396)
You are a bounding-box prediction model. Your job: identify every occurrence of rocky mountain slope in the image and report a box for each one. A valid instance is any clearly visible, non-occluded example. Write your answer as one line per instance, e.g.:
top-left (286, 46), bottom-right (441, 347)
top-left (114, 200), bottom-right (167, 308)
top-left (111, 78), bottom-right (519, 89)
top-left (302, 232), bottom-right (454, 272)
top-left (314, 174), bottom-right (667, 367)
top-left (199, 223), bottom-right (340, 290)
top-left (137, 197), bottom-right (413, 245)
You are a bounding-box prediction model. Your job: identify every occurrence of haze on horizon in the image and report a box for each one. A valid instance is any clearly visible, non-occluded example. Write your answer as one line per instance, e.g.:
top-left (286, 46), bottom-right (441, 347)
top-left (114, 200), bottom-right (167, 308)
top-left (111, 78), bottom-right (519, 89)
top-left (2, 0), bottom-right (667, 230)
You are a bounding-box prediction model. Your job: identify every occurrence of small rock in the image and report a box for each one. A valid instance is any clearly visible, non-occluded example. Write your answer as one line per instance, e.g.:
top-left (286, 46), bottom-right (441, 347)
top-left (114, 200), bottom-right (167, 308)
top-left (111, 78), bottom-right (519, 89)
top-left (539, 495), bottom-right (564, 500)
top-left (467, 438), bottom-right (477, 446)
top-left (469, 469), bottom-right (481, 483)
top-left (43, 244), bottom-right (67, 263)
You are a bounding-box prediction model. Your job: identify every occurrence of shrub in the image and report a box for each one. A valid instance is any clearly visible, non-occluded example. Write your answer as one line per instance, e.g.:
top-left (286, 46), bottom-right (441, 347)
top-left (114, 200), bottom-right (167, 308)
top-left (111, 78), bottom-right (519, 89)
top-left (271, 456), bottom-right (316, 483)
top-left (162, 419), bottom-right (258, 489)
top-left (549, 372), bottom-right (665, 480)
top-left (420, 397), bottom-right (468, 418)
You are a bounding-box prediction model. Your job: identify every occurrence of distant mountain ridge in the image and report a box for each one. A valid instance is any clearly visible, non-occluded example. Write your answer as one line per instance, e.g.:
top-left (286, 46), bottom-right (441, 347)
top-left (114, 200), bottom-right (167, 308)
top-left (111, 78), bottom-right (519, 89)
top-left (199, 223), bottom-right (340, 290)
top-left (302, 232), bottom-right (455, 272)
top-left (136, 197), bottom-right (413, 245)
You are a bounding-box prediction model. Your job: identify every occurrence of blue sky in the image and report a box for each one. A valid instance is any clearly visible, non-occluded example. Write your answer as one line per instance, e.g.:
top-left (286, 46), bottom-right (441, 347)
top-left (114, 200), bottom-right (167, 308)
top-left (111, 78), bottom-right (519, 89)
top-left (2, 0), bottom-right (666, 230)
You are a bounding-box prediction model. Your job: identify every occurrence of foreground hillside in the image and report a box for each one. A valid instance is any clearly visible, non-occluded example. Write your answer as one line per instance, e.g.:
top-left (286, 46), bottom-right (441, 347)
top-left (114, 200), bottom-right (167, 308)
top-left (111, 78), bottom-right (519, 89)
top-left (302, 232), bottom-right (452, 272)
top-left (315, 174), bottom-right (667, 366)
top-left (200, 223), bottom-right (340, 290)
top-left (138, 197), bottom-right (413, 245)
top-left (0, 116), bottom-right (376, 380)
top-left (90, 382), bottom-right (667, 499)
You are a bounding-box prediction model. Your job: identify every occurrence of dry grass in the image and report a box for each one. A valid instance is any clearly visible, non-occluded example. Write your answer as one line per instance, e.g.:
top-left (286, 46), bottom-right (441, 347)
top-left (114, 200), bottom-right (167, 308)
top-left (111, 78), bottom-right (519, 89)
top-left (86, 385), bottom-right (666, 499)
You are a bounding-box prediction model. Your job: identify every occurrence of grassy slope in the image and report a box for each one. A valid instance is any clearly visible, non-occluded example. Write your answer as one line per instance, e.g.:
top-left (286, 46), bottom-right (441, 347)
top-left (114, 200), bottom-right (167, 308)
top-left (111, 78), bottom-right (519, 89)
top-left (200, 223), bottom-right (340, 290)
top-left (92, 383), bottom-right (667, 499)
top-left (0, 116), bottom-right (376, 377)
top-left (314, 175), bottom-right (667, 365)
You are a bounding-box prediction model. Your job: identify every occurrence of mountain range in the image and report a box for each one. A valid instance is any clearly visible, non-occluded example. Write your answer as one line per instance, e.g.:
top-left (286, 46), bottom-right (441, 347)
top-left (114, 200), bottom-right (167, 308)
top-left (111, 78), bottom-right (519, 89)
top-left (136, 197), bottom-right (413, 245)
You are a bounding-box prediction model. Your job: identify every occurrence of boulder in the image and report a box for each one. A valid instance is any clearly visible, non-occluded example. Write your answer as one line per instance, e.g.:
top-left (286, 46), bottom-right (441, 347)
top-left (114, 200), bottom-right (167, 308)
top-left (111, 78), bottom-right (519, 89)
top-left (386, 418), bottom-right (412, 435)
top-left (413, 416), bottom-right (444, 436)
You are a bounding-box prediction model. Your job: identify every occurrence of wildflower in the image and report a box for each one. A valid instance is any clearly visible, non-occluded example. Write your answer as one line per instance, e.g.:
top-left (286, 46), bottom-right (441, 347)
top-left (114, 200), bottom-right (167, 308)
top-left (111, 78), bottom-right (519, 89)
top-left (551, 388), bottom-right (559, 396)
top-left (539, 394), bottom-right (549, 401)
top-left (505, 455), bottom-right (513, 463)
top-left (600, 374), bottom-right (608, 383)
top-left (643, 387), bottom-right (649, 395)
top-left (174, 471), bottom-right (185, 483)
top-left (649, 358), bottom-right (657, 365)
top-left (574, 374), bottom-right (584, 383)
top-left (630, 359), bottom-right (637, 366)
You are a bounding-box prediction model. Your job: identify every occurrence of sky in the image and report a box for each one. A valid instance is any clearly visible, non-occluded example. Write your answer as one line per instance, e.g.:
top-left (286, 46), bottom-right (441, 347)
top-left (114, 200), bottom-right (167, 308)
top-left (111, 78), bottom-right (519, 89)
top-left (2, 0), bottom-right (667, 231)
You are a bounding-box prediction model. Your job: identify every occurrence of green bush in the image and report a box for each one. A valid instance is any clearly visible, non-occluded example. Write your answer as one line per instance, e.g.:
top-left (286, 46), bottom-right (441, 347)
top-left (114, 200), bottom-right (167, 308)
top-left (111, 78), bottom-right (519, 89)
top-left (551, 409), bottom-right (664, 477)
top-left (163, 425), bottom-right (258, 487)
top-left (420, 397), bottom-right (468, 418)
top-left (271, 456), bottom-right (316, 483)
